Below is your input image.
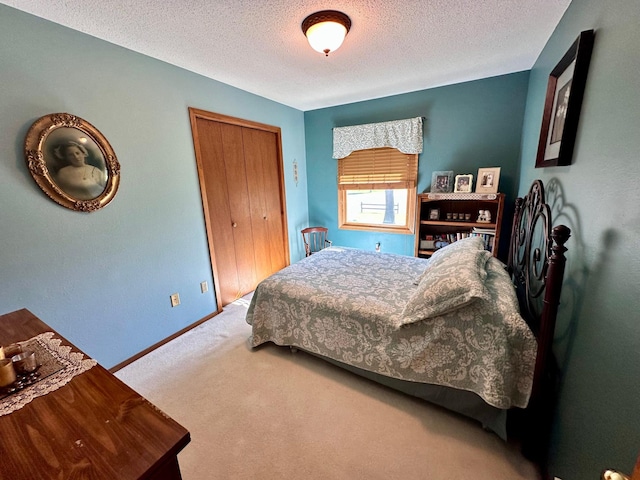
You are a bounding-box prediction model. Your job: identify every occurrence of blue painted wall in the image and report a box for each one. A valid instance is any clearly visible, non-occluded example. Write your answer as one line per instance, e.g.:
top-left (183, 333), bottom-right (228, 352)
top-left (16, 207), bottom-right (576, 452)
top-left (304, 72), bottom-right (530, 256)
top-left (518, 0), bottom-right (640, 477)
top-left (0, 5), bottom-right (308, 368)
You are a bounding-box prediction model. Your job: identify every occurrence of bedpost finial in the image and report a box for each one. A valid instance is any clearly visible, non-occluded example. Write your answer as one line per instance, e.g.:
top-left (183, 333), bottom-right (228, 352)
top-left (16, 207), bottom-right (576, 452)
top-left (514, 197), bottom-right (523, 210)
top-left (551, 225), bottom-right (571, 249)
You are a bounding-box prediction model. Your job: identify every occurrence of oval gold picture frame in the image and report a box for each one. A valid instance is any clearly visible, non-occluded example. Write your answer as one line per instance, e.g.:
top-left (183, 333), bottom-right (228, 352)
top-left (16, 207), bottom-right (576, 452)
top-left (24, 113), bottom-right (120, 212)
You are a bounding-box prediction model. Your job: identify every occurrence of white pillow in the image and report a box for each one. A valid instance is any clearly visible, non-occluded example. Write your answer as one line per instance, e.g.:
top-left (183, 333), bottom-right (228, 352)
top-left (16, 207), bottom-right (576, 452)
top-left (399, 238), bottom-right (491, 327)
top-left (414, 236), bottom-right (486, 285)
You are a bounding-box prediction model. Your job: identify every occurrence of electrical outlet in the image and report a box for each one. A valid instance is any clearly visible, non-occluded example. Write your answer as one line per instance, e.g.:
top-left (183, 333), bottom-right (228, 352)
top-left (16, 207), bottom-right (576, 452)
top-left (200, 281), bottom-right (208, 293)
top-left (170, 293), bottom-right (180, 307)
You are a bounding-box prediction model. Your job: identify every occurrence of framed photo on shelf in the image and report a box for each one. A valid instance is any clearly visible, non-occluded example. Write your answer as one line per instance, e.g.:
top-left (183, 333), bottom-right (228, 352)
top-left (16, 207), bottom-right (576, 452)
top-left (454, 174), bottom-right (473, 193)
top-left (430, 171), bottom-right (453, 193)
top-left (428, 208), bottom-right (440, 220)
top-left (536, 29), bottom-right (594, 168)
top-left (475, 167), bottom-right (501, 193)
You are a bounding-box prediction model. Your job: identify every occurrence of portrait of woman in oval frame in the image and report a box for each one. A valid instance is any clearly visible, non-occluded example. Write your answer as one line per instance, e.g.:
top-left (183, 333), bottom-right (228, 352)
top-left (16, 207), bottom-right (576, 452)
top-left (24, 113), bottom-right (120, 212)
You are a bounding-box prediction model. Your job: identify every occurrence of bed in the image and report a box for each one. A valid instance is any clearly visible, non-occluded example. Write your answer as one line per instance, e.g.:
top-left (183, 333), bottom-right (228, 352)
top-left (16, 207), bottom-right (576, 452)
top-left (246, 180), bottom-right (569, 459)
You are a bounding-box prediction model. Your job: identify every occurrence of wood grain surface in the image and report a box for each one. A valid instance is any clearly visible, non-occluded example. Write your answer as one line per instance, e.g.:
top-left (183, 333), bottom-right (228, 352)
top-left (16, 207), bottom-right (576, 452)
top-left (0, 309), bottom-right (190, 480)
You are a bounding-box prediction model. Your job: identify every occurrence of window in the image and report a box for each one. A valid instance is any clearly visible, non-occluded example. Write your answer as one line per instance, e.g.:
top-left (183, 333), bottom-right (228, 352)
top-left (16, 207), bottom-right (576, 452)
top-left (338, 147), bottom-right (417, 234)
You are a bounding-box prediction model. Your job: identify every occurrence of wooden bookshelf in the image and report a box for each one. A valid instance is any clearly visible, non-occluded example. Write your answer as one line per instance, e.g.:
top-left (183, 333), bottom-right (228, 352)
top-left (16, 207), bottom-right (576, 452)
top-left (414, 192), bottom-right (505, 258)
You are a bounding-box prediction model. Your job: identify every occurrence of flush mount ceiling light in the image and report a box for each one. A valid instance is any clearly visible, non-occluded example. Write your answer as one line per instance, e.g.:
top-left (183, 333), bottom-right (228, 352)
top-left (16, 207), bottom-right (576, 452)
top-left (301, 10), bottom-right (351, 57)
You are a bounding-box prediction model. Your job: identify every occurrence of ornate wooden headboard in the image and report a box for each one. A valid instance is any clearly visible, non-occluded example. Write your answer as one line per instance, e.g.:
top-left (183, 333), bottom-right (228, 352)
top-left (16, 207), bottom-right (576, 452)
top-left (507, 179), bottom-right (571, 462)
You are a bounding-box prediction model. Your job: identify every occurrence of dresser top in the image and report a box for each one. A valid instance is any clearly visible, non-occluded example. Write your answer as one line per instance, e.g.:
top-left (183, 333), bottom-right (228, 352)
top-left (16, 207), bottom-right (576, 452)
top-left (0, 308), bottom-right (190, 479)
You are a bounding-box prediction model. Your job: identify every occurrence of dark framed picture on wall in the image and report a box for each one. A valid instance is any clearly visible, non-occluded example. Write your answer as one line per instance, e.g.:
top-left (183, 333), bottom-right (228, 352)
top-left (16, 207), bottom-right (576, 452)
top-left (536, 29), bottom-right (594, 168)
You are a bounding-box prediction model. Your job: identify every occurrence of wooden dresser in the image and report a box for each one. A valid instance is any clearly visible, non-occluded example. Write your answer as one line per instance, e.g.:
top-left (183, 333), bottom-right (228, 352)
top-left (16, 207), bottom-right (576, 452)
top-left (0, 309), bottom-right (190, 480)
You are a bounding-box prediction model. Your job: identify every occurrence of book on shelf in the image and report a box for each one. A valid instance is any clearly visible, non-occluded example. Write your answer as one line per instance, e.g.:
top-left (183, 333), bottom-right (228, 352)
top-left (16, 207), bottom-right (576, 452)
top-left (420, 239), bottom-right (436, 249)
top-left (420, 229), bottom-right (496, 253)
top-left (470, 231), bottom-right (495, 251)
top-left (472, 227), bottom-right (496, 235)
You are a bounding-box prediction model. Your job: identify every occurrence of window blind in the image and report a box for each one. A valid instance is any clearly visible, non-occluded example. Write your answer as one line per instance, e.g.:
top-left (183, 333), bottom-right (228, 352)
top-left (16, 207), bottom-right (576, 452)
top-left (337, 147), bottom-right (418, 190)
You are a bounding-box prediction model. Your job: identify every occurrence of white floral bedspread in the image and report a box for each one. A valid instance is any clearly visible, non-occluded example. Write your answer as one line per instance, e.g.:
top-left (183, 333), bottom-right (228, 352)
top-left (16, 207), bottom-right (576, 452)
top-left (246, 247), bottom-right (536, 409)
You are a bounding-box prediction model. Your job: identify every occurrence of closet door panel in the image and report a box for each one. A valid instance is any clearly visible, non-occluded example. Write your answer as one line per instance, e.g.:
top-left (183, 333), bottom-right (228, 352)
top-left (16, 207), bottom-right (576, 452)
top-left (252, 131), bottom-right (287, 273)
top-left (220, 124), bottom-right (257, 297)
top-left (258, 134), bottom-right (288, 274)
top-left (242, 128), bottom-right (280, 283)
top-left (194, 118), bottom-right (240, 304)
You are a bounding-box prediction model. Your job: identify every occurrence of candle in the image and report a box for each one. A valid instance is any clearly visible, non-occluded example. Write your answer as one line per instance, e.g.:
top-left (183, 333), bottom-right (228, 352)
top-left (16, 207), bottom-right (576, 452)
top-left (12, 350), bottom-right (37, 374)
top-left (0, 358), bottom-right (17, 387)
top-left (3, 343), bottom-right (22, 358)
top-left (0, 346), bottom-right (5, 360)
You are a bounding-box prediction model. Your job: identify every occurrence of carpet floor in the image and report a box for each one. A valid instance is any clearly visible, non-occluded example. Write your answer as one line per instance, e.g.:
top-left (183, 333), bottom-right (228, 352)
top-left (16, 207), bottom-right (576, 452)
top-left (115, 295), bottom-right (541, 480)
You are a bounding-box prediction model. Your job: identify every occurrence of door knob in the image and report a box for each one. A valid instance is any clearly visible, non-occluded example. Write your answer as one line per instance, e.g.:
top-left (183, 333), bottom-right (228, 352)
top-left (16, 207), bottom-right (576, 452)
top-left (232, 222), bottom-right (237, 228)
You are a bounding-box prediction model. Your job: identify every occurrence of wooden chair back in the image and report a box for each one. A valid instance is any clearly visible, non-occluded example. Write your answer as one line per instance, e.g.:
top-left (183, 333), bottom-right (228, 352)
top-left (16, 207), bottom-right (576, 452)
top-left (301, 227), bottom-right (331, 257)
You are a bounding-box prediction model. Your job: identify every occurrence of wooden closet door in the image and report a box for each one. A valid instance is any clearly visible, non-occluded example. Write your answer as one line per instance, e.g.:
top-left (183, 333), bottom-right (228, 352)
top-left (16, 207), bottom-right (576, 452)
top-left (219, 123), bottom-right (259, 297)
top-left (190, 109), bottom-right (289, 309)
top-left (242, 128), bottom-right (287, 281)
top-left (193, 118), bottom-right (251, 305)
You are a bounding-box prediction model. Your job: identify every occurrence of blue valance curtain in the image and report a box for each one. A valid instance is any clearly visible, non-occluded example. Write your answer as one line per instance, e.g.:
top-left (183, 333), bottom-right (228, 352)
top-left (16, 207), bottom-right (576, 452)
top-left (332, 117), bottom-right (423, 159)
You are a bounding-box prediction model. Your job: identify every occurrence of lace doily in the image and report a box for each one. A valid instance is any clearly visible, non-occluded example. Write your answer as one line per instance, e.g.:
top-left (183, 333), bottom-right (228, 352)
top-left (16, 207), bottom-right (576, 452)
top-left (0, 332), bottom-right (97, 416)
top-left (426, 192), bottom-right (498, 200)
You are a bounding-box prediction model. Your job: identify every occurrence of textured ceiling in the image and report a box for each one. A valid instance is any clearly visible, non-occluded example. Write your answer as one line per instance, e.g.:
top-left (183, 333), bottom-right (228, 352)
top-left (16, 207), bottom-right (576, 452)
top-left (2, 0), bottom-right (571, 111)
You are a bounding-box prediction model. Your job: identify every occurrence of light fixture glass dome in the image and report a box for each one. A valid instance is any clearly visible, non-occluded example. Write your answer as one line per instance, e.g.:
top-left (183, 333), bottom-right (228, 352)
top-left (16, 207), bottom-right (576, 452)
top-left (302, 10), bottom-right (351, 57)
top-left (306, 21), bottom-right (347, 55)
